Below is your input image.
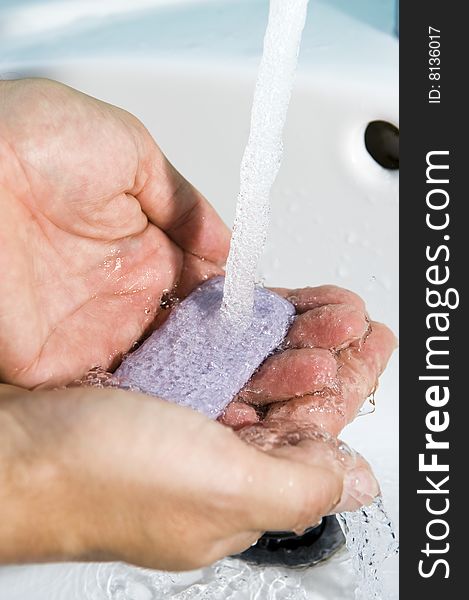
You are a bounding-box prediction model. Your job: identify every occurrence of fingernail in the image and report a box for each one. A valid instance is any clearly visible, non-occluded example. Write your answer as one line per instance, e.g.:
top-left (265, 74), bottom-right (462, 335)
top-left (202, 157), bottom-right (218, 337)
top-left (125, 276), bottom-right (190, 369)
top-left (333, 467), bottom-right (380, 513)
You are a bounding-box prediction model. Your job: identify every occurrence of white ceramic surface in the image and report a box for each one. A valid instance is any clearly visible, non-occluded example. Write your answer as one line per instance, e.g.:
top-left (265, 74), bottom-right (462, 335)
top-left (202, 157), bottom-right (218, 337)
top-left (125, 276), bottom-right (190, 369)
top-left (0, 1), bottom-right (398, 598)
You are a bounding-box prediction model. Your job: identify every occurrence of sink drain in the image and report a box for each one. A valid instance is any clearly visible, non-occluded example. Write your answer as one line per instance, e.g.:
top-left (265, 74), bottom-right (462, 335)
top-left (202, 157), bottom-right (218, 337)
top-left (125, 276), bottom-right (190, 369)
top-left (364, 120), bottom-right (399, 170)
top-left (236, 516), bottom-right (345, 568)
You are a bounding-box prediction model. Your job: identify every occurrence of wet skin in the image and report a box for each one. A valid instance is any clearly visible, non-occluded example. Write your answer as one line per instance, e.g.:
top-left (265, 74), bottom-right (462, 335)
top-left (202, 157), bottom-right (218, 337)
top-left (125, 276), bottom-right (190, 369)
top-left (221, 286), bottom-right (396, 438)
top-left (0, 78), bottom-right (229, 389)
top-left (0, 79), bottom-right (396, 570)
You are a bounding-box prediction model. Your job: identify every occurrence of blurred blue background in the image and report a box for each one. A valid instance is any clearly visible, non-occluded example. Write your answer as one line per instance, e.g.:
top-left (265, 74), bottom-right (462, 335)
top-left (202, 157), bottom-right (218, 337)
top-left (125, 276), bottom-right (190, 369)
top-left (1, 0), bottom-right (397, 69)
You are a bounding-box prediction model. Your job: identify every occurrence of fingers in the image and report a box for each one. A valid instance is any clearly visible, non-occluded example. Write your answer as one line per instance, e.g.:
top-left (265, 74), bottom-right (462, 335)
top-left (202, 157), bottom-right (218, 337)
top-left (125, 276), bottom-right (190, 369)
top-left (286, 303), bottom-right (369, 350)
top-left (268, 441), bottom-right (379, 514)
top-left (265, 395), bottom-right (346, 437)
top-left (240, 439), bottom-right (379, 533)
top-left (264, 321), bottom-right (397, 436)
top-left (272, 285), bottom-right (366, 314)
top-left (220, 287), bottom-right (391, 538)
top-left (342, 320), bottom-right (398, 380)
top-left (136, 151), bottom-right (231, 267)
top-left (173, 252), bottom-right (225, 300)
top-left (237, 348), bottom-right (337, 405)
top-left (219, 401), bottom-right (260, 429)
top-left (332, 454), bottom-right (380, 514)
top-left (242, 444), bottom-right (343, 532)
top-left (333, 320), bottom-right (397, 425)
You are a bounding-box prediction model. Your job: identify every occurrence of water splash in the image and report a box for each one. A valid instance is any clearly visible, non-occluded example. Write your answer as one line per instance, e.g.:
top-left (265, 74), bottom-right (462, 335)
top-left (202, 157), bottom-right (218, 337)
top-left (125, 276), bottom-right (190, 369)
top-left (222, 0), bottom-right (309, 325)
top-left (337, 497), bottom-right (399, 600)
top-left (71, 366), bottom-right (120, 389)
top-left (94, 557), bottom-right (342, 600)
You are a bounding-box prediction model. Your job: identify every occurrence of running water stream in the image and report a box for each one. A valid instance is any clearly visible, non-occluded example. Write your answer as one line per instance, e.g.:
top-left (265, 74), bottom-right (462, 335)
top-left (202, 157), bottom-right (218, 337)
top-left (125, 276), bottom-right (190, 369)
top-left (221, 0), bottom-right (309, 325)
top-left (338, 498), bottom-right (399, 600)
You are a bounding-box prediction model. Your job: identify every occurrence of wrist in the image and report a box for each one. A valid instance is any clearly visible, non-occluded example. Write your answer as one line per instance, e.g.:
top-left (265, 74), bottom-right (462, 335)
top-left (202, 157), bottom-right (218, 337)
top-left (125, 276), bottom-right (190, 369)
top-left (0, 386), bottom-right (99, 564)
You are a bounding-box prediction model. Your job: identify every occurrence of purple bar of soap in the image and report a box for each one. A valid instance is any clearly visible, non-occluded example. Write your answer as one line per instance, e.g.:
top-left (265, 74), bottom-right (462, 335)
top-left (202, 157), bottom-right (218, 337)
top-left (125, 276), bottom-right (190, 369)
top-left (114, 276), bottom-right (295, 419)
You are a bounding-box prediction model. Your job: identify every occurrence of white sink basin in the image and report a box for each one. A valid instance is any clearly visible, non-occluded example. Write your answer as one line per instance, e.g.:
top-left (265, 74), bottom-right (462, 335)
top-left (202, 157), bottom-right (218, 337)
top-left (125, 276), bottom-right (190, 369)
top-left (0, 1), bottom-right (398, 598)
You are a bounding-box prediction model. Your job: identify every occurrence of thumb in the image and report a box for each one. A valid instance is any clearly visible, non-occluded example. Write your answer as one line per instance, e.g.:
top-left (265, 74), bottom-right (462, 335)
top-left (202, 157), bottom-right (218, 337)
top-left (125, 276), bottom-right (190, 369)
top-left (238, 437), bottom-right (379, 534)
top-left (136, 145), bottom-right (231, 266)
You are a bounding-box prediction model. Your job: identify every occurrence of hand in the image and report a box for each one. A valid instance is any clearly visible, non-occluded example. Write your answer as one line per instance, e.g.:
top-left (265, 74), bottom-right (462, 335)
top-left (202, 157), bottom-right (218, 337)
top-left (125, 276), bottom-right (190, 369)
top-left (0, 78), bottom-right (230, 389)
top-left (0, 385), bottom-right (379, 570)
top-left (221, 284), bottom-right (396, 442)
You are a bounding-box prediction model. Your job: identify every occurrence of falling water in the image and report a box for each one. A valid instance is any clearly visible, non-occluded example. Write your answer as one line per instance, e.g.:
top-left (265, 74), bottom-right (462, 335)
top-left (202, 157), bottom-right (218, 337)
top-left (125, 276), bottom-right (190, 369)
top-left (337, 498), bottom-right (399, 600)
top-left (221, 0), bottom-right (309, 325)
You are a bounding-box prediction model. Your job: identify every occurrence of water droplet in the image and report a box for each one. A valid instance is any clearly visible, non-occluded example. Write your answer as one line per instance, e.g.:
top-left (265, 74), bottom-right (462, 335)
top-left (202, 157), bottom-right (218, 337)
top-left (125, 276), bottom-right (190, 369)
top-left (346, 231), bottom-right (358, 245)
top-left (336, 265), bottom-right (349, 278)
top-left (358, 393), bottom-right (376, 417)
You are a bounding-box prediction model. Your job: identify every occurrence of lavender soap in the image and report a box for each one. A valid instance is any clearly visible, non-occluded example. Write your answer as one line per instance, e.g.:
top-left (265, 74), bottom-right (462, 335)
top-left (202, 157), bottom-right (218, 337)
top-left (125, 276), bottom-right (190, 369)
top-left (114, 276), bottom-right (295, 419)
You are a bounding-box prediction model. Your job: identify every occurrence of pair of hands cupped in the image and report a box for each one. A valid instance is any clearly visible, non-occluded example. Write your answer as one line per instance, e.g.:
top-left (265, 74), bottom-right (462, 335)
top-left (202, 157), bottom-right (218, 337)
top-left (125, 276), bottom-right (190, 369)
top-left (0, 79), bottom-right (396, 570)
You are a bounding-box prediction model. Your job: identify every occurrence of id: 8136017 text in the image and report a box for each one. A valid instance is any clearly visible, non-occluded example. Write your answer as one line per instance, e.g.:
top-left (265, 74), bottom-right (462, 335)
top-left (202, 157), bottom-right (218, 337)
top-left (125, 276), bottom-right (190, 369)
top-left (428, 26), bottom-right (441, 104)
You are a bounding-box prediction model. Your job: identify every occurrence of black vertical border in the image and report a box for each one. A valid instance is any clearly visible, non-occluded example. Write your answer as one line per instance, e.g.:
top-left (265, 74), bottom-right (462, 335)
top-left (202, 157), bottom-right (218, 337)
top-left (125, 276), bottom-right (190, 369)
top-left (400, 1), bottom-right (465, 596)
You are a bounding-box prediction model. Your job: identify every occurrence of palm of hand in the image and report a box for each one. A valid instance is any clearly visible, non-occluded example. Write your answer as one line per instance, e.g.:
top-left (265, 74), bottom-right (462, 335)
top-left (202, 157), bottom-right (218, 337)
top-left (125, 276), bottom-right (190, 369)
top-left (0, 79), bottom-right (228, 388)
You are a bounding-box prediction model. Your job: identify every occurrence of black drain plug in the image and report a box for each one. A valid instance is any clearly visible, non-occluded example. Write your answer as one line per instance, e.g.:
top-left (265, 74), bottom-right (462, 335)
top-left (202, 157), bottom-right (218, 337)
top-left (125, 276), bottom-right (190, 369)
top-left (236, 516), bottom-right (345, 568)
